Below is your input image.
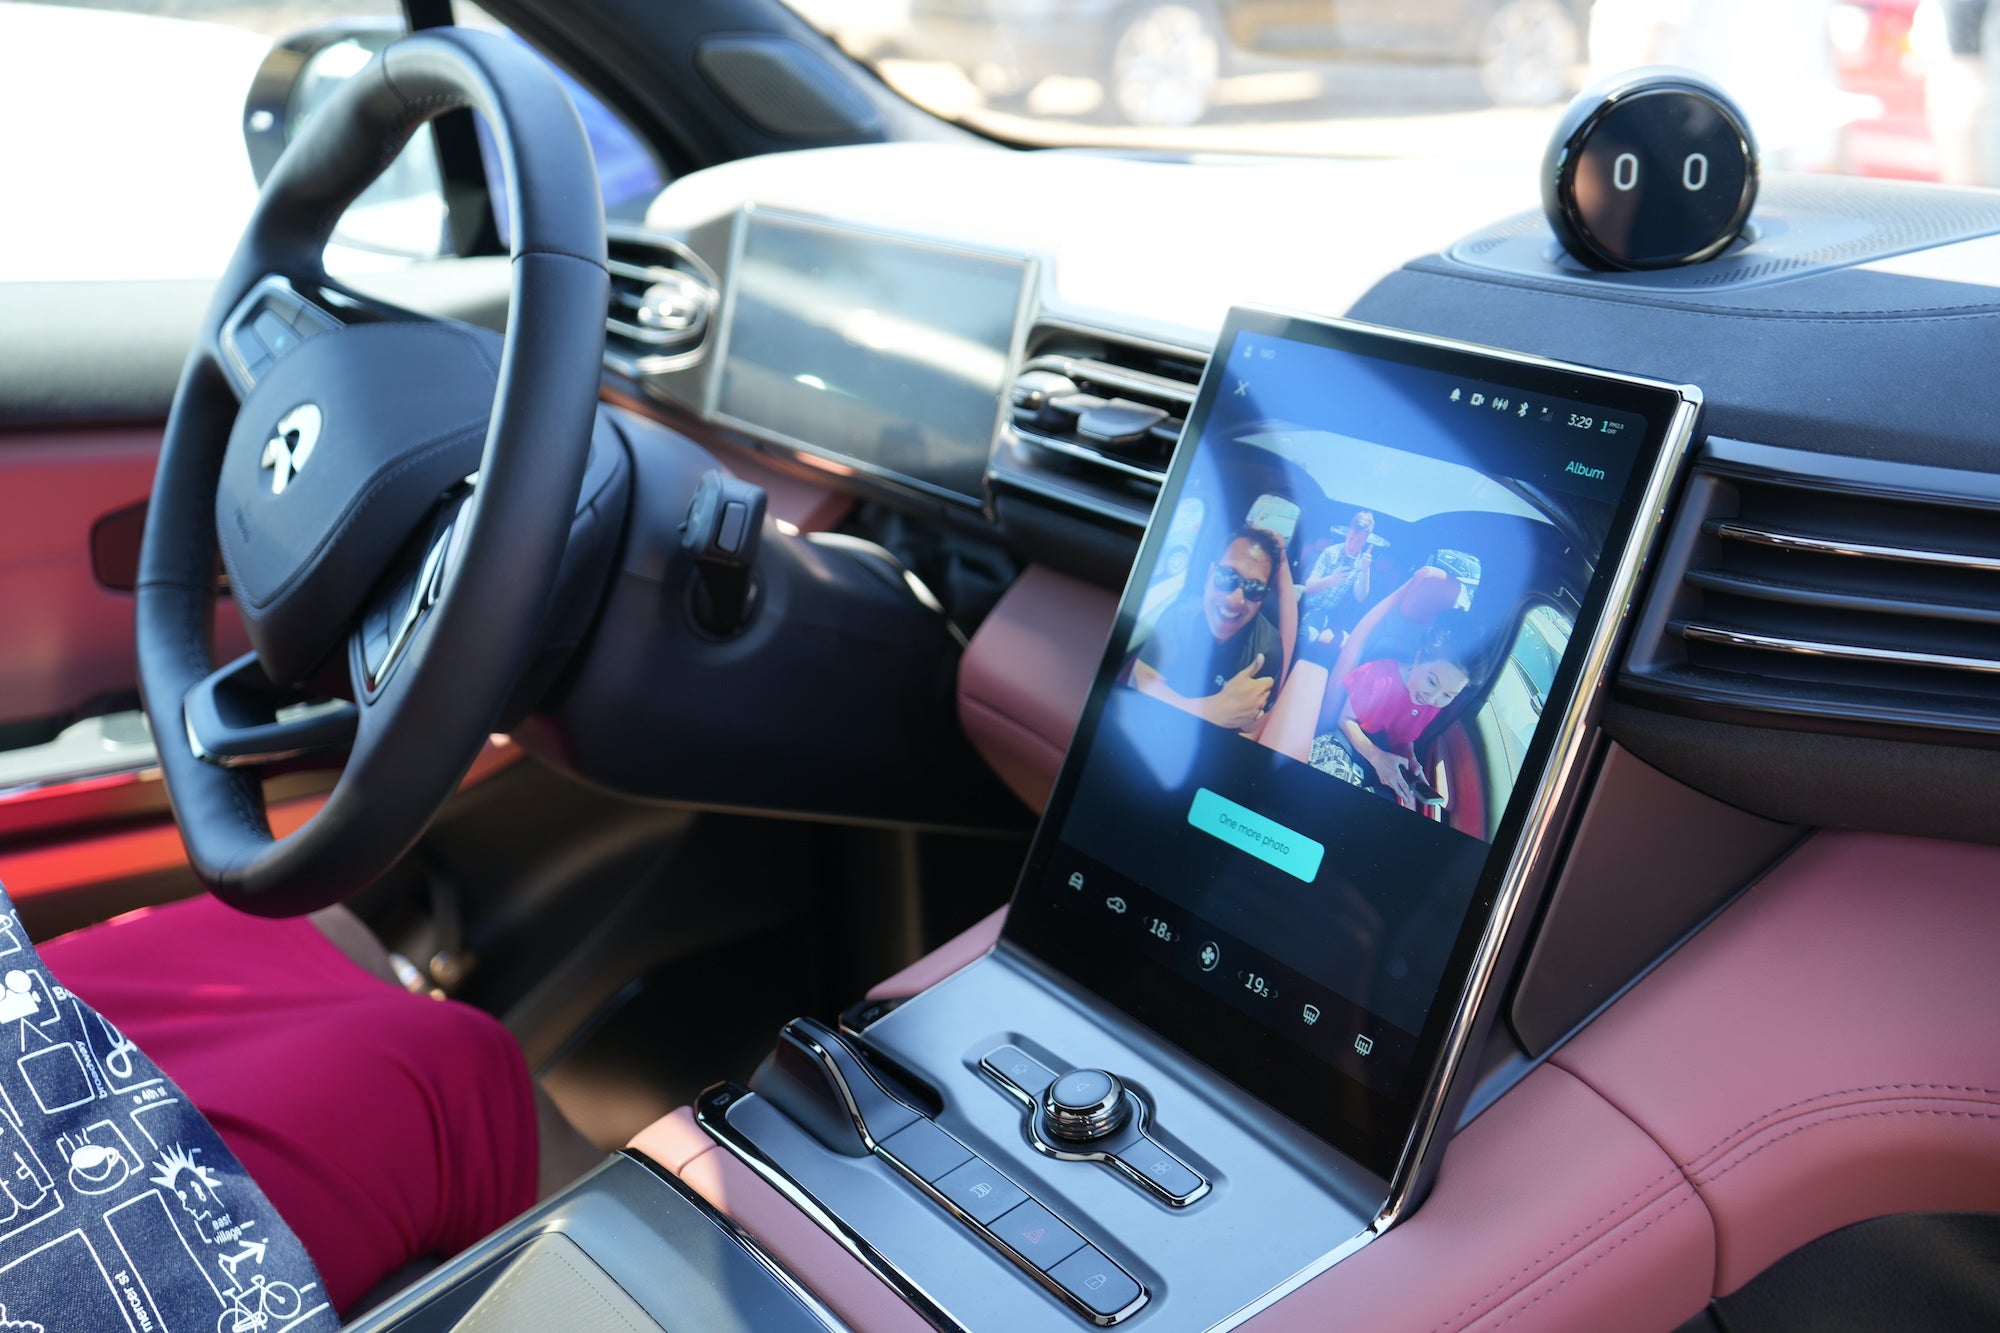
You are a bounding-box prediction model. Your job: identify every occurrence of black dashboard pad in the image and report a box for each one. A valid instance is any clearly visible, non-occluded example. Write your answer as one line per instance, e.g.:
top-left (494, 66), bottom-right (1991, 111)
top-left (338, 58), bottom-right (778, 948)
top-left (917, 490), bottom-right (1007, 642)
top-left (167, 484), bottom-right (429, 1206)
top-left (1006, 308), bottom-right (1700, 1186)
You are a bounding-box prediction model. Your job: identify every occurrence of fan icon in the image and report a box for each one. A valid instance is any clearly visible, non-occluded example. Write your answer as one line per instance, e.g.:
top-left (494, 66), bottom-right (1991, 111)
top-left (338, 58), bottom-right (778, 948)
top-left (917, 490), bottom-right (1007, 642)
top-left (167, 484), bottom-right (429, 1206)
top-left (1198, 942), bottom-right (1220, 972)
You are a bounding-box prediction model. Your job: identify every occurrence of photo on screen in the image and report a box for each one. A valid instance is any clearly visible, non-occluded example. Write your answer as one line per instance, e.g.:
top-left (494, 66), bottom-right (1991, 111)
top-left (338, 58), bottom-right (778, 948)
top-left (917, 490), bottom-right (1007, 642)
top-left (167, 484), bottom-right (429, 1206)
top-left (1119, 420), bottom-right (1602, 847)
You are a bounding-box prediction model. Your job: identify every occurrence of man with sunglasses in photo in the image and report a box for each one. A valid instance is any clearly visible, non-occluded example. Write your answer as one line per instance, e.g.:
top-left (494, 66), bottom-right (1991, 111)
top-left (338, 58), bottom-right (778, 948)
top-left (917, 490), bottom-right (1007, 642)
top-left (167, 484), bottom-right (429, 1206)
top-left (1131, 526), bottom-right (1288, 732)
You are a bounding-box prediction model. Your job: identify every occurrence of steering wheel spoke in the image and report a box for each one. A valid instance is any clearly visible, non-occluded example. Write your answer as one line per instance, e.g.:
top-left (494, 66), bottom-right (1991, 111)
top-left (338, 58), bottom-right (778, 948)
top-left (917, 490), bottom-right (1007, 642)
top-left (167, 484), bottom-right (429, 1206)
top-left (184, 652), bottom-right (358, 769)
top-left (352, 488), bottom-right (470, 703)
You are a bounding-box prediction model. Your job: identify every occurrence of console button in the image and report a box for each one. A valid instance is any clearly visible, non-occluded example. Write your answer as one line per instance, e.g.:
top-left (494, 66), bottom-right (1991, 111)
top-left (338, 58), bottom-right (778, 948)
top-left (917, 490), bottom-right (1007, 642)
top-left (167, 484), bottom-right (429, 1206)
top-left (990, 1199), bottom-right (1085, 1270)
top-left (879, 1120), bottom-right (972, 1184)
top-left (1048, 1247), bottom-right (1142, 1317)
top-left (935, 1159), bottom-right (1027, 1225)
top-left (982, 1045), bottom-right (1056, 1099)
top-left (1119, 1139), bottom-right (1204, 1202)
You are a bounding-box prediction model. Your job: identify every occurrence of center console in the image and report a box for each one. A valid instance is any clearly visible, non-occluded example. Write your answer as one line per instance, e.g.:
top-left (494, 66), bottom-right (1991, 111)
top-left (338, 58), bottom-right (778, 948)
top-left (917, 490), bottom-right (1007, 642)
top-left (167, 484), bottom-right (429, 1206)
top-left (664, 309), bottom-right (1700, 1329)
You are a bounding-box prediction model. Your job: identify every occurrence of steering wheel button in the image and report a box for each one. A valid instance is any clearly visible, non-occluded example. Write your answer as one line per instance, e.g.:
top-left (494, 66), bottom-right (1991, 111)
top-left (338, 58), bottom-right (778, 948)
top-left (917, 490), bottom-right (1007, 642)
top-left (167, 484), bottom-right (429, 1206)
top-left (991, 1199), bottom-right (1085, 1271)
top-left (253, 310), bottom-right (299, 358)
top-left (1048, 1246), bottom-right (1141, 1317)
top-left (880, 1119), bottom-right (972, 1184)
top-left (935, 1158), bottom-right (1026, 1225)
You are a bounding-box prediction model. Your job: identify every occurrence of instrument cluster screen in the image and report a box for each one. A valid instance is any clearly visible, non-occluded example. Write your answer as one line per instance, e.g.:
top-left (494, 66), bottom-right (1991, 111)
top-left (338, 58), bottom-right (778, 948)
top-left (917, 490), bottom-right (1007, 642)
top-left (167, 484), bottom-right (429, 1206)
top-left (714, 210), bottom-right (1030, 505)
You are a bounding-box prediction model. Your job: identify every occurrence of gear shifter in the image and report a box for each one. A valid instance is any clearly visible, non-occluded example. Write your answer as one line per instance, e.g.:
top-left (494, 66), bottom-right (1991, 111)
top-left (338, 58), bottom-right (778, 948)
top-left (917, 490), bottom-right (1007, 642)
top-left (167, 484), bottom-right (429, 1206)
top-left (680, 470), bottom-right (767, 636)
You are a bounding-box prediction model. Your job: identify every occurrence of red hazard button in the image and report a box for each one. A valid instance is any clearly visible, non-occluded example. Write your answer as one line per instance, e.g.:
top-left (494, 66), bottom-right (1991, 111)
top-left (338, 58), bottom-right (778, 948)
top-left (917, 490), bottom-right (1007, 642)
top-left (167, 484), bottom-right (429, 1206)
top-left (990, 1199), bottom-right (1084, 1271)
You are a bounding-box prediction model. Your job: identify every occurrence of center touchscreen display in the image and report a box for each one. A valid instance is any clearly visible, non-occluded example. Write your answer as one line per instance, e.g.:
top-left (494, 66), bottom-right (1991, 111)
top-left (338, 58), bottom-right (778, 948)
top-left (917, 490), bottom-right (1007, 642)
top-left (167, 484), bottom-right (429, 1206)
top-left (1007, 308), bottom-right (1697, 1180)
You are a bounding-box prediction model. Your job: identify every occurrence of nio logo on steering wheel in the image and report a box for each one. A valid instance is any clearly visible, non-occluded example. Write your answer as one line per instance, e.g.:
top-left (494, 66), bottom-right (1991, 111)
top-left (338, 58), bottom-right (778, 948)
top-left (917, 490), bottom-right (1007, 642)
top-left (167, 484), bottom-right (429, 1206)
top-left (259, 403), bottom-right (322, 496)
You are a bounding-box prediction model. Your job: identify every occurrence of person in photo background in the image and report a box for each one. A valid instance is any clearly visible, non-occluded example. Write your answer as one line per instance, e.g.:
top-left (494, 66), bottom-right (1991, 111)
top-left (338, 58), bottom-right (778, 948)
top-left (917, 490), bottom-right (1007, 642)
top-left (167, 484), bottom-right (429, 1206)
top-left (1129, 525), bottom-right (1288, 732)
top-left (1297, 510), bottom-right (1376, 640)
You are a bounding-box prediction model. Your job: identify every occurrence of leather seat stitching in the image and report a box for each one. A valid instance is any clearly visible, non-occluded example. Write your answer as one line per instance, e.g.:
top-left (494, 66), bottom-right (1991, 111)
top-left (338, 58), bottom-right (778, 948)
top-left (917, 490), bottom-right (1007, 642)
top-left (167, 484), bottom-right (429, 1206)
top-left (1425, 1167), bottom-right (1682, 1332)
top-left (1473, 1189), bottom-right (1698, 1332)
top-left (1695, 1103), bottom-right (2000, 1186)
top-left (1683, 1081), bottom-right (2000, 1169)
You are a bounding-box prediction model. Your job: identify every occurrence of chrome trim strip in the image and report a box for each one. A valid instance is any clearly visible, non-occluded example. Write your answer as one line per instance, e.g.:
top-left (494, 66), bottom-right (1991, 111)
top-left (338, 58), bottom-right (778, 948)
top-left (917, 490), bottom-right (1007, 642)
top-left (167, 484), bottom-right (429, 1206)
top-left (1707, 519), bottom-right (2000, 573)
top-left (619, 1149), bottom-right (852, 1332)
top-left (0, 761), bottom-right (159, 807)
top-left (693, 1084), bottom-right (964, 1333)
top-left (1674, 622), bottom-right (2000, 674)
top-left (1020, 353), bottom-right (1199, 407)
top-left (1016, 426), bottom-right (1165, 484)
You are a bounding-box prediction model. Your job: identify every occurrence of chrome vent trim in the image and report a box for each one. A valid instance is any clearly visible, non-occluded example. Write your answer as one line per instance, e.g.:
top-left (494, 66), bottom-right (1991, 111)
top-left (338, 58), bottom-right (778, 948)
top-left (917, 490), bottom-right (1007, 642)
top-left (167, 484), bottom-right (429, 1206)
top-left (1672, 623), bottom-right (2000, 677)
top-left (1706, 520), bottom-right (2000, 574)
top-left (603, 223), bottom-right (719, 380)
top-left (1622, 437), bottom-right (2000, 735)
top-left (1006, 323), bottom-right (1206, 486)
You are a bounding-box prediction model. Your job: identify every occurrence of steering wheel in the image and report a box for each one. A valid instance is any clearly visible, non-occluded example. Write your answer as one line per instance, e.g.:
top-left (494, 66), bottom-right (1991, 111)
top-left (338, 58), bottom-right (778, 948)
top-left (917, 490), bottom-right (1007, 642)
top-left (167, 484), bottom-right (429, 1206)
top-left (136, 29), bottom-right (607, 917)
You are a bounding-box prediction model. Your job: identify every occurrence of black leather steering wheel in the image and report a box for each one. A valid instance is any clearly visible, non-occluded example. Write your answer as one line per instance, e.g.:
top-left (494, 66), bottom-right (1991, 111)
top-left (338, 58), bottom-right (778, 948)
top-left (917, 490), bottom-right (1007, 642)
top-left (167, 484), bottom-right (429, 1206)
top-left (137, 29), bottom-right (607, 917)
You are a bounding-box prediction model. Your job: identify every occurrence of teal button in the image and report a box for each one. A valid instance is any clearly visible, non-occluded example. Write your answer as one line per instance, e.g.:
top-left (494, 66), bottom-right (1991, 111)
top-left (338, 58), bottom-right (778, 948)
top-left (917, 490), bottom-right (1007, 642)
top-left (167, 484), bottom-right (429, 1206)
top-left (1186, 787), bottom-right (1323, 883)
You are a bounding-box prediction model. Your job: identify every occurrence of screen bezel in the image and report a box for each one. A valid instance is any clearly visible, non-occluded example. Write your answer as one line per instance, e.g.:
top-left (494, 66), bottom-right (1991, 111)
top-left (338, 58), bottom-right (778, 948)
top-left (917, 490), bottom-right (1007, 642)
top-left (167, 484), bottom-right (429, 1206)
top-left (1003, 307), bottom-right (1701, 1185)
top-left (706, 206), bottom-right (1036, 509)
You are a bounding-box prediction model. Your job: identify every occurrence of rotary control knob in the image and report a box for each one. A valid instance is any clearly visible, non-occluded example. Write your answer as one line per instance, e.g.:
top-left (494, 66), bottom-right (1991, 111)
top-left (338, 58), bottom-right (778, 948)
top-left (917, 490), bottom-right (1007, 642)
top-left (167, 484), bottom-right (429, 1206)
top-left (1040, 1068), bottom-right (1132, 1144)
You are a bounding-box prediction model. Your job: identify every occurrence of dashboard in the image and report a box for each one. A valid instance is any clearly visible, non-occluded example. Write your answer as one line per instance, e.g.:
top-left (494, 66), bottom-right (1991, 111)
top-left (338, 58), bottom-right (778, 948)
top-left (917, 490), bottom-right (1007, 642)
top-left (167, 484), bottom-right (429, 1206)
top-left (554, 137), bottom-right (2000, 1332)
top-left (591, 141), bottom-right (2000, 865)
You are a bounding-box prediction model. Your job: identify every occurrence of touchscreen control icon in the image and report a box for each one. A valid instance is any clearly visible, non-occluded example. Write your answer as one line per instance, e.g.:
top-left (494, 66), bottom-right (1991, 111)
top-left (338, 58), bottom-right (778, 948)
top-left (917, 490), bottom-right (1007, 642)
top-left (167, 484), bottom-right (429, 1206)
top-left (1301, 1003), bottom-right (1320, 1026)
top-left (1198, 942), bottom-right (1221, 972)
top-left (1105, 896), bottom-right (1128, 915)
top-left (1354, 1034), bottom-right (1375, 1056)
top-left (1067, 872), bottom-right (1085, 891)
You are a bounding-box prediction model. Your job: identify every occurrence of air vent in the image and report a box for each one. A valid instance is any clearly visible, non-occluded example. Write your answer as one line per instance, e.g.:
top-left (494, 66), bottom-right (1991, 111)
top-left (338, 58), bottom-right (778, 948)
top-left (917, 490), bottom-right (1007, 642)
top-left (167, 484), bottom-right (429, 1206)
top-left (603, 224), bottom-right (718, 380)
top-left (1623, 437), bottom-right (2000, 735)
top-left (1008, 323), bottom-right (1206, 484)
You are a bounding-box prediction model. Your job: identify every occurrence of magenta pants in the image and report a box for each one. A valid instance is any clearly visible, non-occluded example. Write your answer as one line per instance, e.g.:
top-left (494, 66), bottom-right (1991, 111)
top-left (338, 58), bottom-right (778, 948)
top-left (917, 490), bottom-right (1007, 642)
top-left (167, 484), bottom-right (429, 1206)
top-left (43, 894), bottom-right (539, 1313)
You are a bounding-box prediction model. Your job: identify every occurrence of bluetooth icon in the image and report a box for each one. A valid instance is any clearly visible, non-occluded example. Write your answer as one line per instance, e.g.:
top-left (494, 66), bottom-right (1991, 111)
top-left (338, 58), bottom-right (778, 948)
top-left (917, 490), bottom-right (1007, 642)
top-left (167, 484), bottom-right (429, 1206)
top-left (1198, 941), bottom-right (1221, 972)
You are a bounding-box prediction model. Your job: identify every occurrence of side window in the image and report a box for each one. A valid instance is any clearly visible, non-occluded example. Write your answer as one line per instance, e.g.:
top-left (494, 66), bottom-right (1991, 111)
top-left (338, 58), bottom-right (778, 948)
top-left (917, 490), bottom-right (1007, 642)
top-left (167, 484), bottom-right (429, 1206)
top-left (0, 1), bottom-right (663, 284)
top-left (0, 1), bottom-right (404, 282)
top-left (455, 5), bottom-right (665, 223)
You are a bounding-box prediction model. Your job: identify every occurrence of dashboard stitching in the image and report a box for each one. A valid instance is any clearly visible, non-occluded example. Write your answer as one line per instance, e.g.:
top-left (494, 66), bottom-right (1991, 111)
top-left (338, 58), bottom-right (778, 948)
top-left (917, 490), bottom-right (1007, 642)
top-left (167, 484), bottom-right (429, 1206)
top-left (1682, 1083), bottom-right (2000, 1170)
top-left (1402, 266), bottom-right (2000, 325)
top-left (1425, 1168), bottom-right (1682, 1333)
top-left (1694, 1102), bottom-right (2000, 1186)
top-left (1471, 1189), bottom-right (1700, 1333)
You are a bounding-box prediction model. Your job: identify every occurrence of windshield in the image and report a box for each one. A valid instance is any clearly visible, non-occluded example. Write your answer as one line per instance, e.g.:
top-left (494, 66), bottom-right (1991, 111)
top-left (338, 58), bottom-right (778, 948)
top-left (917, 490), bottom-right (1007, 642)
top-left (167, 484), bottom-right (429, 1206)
top-left (794, 0), bottom-right (1988, 186)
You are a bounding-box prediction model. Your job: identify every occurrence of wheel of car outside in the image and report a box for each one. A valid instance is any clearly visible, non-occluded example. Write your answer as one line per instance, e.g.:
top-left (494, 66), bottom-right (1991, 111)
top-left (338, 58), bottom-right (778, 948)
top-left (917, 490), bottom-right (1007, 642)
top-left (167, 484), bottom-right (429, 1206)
top-left (1476, 0), bottom-right (1580, 108)
top-left (1105, 1), bottom-right (1223, 128)
top-left (134, 28), bottom-right (607, 917)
